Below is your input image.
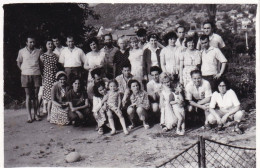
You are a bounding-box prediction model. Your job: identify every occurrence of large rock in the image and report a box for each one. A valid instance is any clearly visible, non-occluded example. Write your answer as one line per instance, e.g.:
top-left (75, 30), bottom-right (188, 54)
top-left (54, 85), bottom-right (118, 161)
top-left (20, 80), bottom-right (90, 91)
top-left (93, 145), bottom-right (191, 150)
top-left (66, 152), bottom-right (81, 163)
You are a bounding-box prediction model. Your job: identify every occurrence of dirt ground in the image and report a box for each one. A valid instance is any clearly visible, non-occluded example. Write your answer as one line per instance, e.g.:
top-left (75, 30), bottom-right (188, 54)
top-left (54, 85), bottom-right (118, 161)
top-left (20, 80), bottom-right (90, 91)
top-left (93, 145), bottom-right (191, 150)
top-left (4, 107), bottom-right (255, 168)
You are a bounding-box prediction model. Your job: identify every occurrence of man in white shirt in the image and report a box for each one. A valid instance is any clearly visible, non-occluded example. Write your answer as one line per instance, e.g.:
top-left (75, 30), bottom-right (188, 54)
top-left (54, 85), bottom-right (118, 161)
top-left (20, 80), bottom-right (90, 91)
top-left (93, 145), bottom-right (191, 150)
top-left (59, 35), bottom-right (85, 85)
top-left (185, 70), bottom-right (212, 128)
top-left (175, 26), bottom-right (186, 48)
top-left (197, 21), bottom-right (225, 50)
top-left (200, 35), bottom-right (227, 90)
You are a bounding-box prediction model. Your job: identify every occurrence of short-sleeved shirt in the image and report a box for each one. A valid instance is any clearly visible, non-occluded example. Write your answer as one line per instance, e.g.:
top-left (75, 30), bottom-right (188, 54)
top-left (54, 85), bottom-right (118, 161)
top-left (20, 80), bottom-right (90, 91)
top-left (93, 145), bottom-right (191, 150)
top-left (66, 89), bottom-right (88, 107)
top-left (84, 51), bottom-right (106, 69)
top-left (16, 47), bottom-right (42, 75)
top-left (197, 33), bottom-right (225, 50)
top-left (59, 47), bottom-right (85, 67)
top-left (53, 46), bottom-right (65, 57)
top-left (115, 74), bottom-right (133, 94)
top-left (113, 49), bottom-right (130, 76)
top-left (130, 91), bottom-right (150, 110)
top-left (201, 47), bottom-right (227, 76)
top-left (209, 89), bottom-right (240, 110)
top-left (185, 79), bottom-right (212, 101)
top-left (147, 80), bottom-right (162, 96)
top-left (101, 46), bottom-right (119, 68)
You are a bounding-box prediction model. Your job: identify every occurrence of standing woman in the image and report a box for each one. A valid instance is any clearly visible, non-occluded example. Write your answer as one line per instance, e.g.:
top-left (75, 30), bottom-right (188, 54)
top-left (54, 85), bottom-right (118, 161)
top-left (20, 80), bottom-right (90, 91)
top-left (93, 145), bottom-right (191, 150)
top-left (160, 31), bottom-right (180, 80)
top-left (40, 39), bottom-right (59, 121)
top-left (84, 37), bottom-right (106, 84)
top-left (50, 71), bottom-right (70, 125)
top-left (143, 33), bottom-right (162, 80)
top-left (179, 37), bottom-right (201, 86)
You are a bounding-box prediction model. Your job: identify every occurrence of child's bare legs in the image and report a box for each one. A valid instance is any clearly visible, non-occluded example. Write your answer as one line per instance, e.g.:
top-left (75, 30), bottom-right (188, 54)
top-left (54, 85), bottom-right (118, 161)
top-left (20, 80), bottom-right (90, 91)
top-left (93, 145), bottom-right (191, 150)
top-left (115, 110), bottom-right (129, 135)
top-left (175, 108), bottom-right (185, 135)
top-left (107, 109), bottom-right (116, 135)
top-left (151, 103), bottom-right (159, 113)
top-left (136, 107), bottom-right (149, 129)
top-left (47, 100), bottom-right (52, 121)
top-left (127, 107), bottom-right (135, 128)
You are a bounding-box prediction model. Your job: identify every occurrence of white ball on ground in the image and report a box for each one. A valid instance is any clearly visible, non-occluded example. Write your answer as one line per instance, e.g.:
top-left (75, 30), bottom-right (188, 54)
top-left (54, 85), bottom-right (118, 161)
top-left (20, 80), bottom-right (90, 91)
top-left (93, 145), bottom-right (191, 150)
top-left (66, 152), bottom-right (81, 163)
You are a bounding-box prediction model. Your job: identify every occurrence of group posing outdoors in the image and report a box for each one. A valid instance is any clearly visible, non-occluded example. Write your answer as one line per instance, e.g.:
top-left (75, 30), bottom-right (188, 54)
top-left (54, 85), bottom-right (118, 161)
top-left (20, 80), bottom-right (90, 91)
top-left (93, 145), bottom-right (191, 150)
top-left (16, 21), bottom-right (245, 136)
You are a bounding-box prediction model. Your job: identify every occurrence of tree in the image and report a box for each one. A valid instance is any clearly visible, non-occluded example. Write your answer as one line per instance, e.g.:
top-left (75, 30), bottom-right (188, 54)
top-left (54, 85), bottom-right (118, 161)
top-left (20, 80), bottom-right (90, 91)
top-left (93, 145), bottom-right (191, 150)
top-left (206, 4), bottom-right (217, 24)
top-left (3, 3), bottom-right (99, 104)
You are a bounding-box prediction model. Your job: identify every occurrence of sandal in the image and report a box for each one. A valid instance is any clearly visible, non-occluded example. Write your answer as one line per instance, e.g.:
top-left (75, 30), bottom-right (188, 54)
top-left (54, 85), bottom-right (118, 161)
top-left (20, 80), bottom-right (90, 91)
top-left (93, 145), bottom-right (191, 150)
top-left (203, 124), bottom-right (211, 131)
top-left (128, 124), bottom-right (135, 130)
top-left (34, 115), bottom-right (42, 121)
top-left (110, 130), bottom-right (117, 135)
top-left (162, 127), bottom-right (168, 133)
top-left (27, 119), bottom-right (33, 123)
top-left (234, 127), bottom-right (243, 134)
top-left (143, 123), bottom-right (150, 130)
top-left (98, 128), bottom-right (104, 135)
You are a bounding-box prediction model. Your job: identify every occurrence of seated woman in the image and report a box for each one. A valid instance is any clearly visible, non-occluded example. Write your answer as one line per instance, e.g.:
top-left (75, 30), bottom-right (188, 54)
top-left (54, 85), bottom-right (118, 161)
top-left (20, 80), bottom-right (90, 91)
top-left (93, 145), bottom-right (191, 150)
top-left (50, 71), bottom-right (70, 125)
top-left (66, 77), bottom-right (91, 126)
top-left (126, 79), bottom-right (150, 130)
top-left (208, 78), bottom-right (245, 134)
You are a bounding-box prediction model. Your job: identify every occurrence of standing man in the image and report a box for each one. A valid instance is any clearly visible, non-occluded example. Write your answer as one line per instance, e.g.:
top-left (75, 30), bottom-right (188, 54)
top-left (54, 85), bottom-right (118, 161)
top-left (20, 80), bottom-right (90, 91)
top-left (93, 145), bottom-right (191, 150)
top-left (197, 21), bottom-right (225, 50)
top-left (185, 70), bottom-right (212, 128)
top-left (17, 35), bottom-right (42, 123)
top-left (175, 26), bottom-right (186, 48)
top-left (200, 35), bottom-right (227, 90)
top-left (100, 33), bottom-right (118, 79)
top-left (52, 35), bottom-right (65, 71)
top-left (59, 35), bottom-right (85, 85)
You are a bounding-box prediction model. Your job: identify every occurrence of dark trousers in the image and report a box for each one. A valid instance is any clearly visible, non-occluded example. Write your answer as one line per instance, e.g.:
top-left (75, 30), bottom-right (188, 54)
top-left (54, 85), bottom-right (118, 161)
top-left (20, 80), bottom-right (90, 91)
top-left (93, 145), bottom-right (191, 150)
top-left (202, 75), bottom-right (216, 91)
top-left (65, 67), bottom-right (84, 86)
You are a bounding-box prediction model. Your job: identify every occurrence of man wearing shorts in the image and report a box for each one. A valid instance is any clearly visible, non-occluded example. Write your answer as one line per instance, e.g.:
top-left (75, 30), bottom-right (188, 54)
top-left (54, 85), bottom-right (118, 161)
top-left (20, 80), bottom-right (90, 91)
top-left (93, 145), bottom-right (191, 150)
top-left (17, 35), bottom-right (42, 123)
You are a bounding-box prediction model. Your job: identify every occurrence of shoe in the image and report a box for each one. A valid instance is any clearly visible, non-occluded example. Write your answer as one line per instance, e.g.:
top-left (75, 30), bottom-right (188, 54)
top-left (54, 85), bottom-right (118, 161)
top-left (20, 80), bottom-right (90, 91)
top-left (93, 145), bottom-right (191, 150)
top-left (203, 124), bottom-right (211, 131)
top-left (128, 124), bottom-right (135, 130)
top-left (110, 130), bottom-right (117, 135)
top-left (176, 129), bottom-right (181, 135)
top-left (162, 127), bottom-right (168, 133)
top-left (34, 115), bottom-right (42, 121)
top-left (234, 127), bottom-right (243, 134)
top-left (124, 129), bottom-right (129, 135)
top-left (27, 119), bottom-right (33, 123)
top-left (143, 123), bottom-right (150, 130)
top-left (216, 124), bottom-right (224, 132)
top-left (98, 128), bottom-right (104, 135)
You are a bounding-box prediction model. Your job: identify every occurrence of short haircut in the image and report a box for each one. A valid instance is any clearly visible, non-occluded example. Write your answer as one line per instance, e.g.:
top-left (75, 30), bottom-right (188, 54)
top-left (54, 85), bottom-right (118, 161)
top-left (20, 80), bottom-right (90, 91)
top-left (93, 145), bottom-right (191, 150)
top-left (215, 77), bottom-right (231, 92)
top-left (104, 33), bottom-right (113, 40)
top-left (57, 73), bottom-right (67, 81)
top-left (107, 79), bottom-right (119, 88)
top-left (70, 76), bottom-right (82, 86)
top-left (52, 35), bottom-right (61, 40)
top-left (147, 33), bottom-right (159, 41)
top-left (200, 35), bottom-right (209, 42)
top-left (184, 36), bottom-right (196, 47)
top-left (88, 37), bottom-right (99, 47)
top-left (129, 36), bottom-right (139, 42)
top-left (93, 81), bottom-right (106, 98)
top-left (136, 28), bottom-right (147, 37)
top-left (117, 36), bottom-right (126, 44)
top-left (91, 68), bottom-right (102, 79)
top-left (66, 35), bottom-right (74, 40)
top-left (127, 79), bottom-right (141, 90)
top-left (177, 26), bottom-right (185, 32)
top-left (190, 69), bottom-right (202, 77)
top-left (26, 34), bottom-right (36, 42)
top-left (122, 62), bottom-right (131, 70)
top-left (203, 21), bottom-right (214, 28)
top-left (163, 31), bottom-right (178, 45)
top-left (150, 66), bottom-right (162, 74)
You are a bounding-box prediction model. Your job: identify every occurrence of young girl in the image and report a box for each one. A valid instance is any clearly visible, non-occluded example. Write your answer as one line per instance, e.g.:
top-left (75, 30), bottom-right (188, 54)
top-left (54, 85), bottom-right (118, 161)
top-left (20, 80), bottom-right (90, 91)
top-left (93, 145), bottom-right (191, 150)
top-left (159, 72), bottom-right (177, 132)
top-left (92, 81), bottom-right (108, 135)
top-left (128, 37), bottom-right (144, 84)
top-left (170, 82), bottom-right (185, 135)
top-left (102, 80), bottom-right (129, 135)
top-left (127, 79), bottom-right (150, 130)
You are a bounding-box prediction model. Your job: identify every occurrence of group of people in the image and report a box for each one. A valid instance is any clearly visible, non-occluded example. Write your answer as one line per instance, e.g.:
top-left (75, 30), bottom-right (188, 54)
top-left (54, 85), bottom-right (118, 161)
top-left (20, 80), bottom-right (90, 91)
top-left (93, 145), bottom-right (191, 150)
top-left (16, 21), bottom-right (245, 136)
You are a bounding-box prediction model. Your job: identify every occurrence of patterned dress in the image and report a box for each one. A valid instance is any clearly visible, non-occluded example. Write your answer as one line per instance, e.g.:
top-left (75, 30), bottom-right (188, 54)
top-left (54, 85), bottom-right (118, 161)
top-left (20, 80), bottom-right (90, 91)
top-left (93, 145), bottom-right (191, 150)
top-left (180, 50), bottom-right (201, 86)
top-left (41, 53), bottom-right (58, 101)
top-left (106, 91), bottom-right (122, 116)
top-left (130, 90), bottom-right (150, 111)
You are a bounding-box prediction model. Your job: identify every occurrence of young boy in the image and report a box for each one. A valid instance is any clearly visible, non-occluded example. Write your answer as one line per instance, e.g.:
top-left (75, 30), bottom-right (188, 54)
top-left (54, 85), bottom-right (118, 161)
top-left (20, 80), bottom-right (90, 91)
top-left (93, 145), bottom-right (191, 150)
top-left (115, 62), bottom-right (133, 94)
top-left (113, 37), bottom-right (130, 78)
top-left (146, 66), bottom-right (162, 113)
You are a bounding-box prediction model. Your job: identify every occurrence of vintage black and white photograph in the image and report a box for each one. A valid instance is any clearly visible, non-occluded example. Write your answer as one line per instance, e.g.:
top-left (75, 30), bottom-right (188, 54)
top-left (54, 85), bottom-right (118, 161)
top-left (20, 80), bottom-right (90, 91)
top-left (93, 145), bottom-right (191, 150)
top-left (3, 2), bottom-right (258, 167)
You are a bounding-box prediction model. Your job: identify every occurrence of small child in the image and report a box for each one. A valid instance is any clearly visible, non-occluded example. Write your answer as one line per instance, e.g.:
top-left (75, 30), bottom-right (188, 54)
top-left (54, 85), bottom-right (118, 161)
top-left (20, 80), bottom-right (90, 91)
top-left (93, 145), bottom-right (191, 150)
top-left (159, 73), bottom-right (177, 132)
top-left (170, 82), bottom-right (185, 135)
top-left (102, 80), bottom-right (129, 135)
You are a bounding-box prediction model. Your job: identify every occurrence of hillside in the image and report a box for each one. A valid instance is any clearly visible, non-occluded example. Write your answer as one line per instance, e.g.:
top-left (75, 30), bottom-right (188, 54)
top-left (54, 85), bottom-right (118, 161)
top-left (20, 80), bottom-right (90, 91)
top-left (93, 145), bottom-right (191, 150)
top-left (86, 3), bottom-right (251, 29)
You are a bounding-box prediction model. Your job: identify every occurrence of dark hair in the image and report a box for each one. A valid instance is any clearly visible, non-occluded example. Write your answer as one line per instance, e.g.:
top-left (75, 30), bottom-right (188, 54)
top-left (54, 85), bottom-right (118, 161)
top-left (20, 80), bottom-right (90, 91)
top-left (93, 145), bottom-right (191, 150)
top-left (66, 35), bottom-right (74, 40)
top-left (70, 76), bottom-right (82, 86)
top-left (52, 35), bottom-right (61, 40)
top-left (150, 66), bottom-right (162, 74)
top-left (184, 36), bottom-right (196, 47)
top-left (122, 62), bottom-right (131, 70)
top-left (190, 69), bottom-right (202, 77)
top-left (93, 81), bottom-right (106, 98)
top-left (87, 37), bottom-right (99, 47)
top-left (128, 79), bottom-right (141, 90)
top-left (107, 79), bottom-right (119, 90)
top-left (136, 28), bottom-right (147, 37)
top-left (42, 38), bottom-right (54, 52)
top-left (57, 73), bottom-right (67, 81)
top-left (91, 68), bottom-right (102, 79)
top-left (104, 33), bottom-right (113, 40)
top-left (163, 31), bottom-right (178, 45)
top-left (176, 26), bottom-right (185, 32)
top-left (203, 21), bottom-right (215, 30)
top-left (200, 35), bottom-right (209, 42)
top-left (147, 33), bottom-right (159, 41)
top-left (215, 77), bottom-right (231, 92)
